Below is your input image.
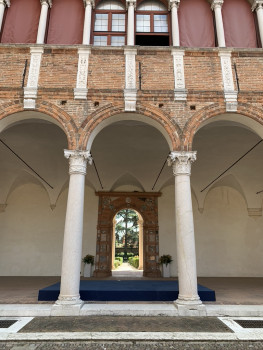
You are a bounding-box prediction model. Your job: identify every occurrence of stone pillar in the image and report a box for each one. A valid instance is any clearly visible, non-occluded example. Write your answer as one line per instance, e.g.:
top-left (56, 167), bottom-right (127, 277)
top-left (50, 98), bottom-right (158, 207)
top-left (168, 151), bottom-right (206, 316)
top-left (252, 0), bottom-right (263, 47)
top-left (83, 0), bottom-right (94, 45)
top-left (112, 219), bottom-right (116, 269)
top-left (37, 0), bottom-right (52, 44)
top-left (126, 0), bottom-right (136, 46)
top-left (53, 150), bottom-right (92, 315)
top-left (0, 0), bottom-right (10, 33)
top-left (169, 0), bottom-right (180, 47)
top-left (138, 219), bottom-right (143, 270)
top-left (211, 0), bottom-right (225, 47)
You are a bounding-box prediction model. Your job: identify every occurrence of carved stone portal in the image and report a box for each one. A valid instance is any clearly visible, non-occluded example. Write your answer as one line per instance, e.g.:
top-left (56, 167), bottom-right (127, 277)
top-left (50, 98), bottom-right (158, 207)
top-left (94, 192), bottom-right (161, 278)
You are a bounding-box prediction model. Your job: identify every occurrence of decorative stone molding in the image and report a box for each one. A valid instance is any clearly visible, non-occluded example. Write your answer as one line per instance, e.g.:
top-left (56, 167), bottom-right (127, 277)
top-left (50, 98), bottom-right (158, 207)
top-left (168, 151), bottom-right (197, 176)
top-left (124, 48), bottom-right (137, 111)
top-left (171, 49), bottom-right (187, 101)
top-left (64, 150), bottom-right (92, 175)
top-left (74, 48), bottom-right (90, 99)
top-left (211, 0), bottom-right (224, 10)
top-left (0, 204), bottom-right (7, 212)
top-left (24, 47), bottom-right (44, 109)
top-left (218, 50), bottom-right (238, 112)
top-left (247, 208), bottom-right (262, 217)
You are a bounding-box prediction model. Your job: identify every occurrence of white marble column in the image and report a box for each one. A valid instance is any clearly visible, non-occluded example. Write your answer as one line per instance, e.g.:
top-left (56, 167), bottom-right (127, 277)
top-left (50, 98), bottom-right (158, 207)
top-left (83, 0), bottom-right (94, 45)
top-left (126, 0), bottom-right (136, 46)
top-left (37, 0), bottom-right (52, 44)
top-left (168, 151), bottom-right (206, 316)
top-left (211, 0), bottom-right (225, 48)
top-left (169, 0), bottom-right (180, 47)
top-left (54, 150), bottom-right (92, 314)
top-left (0, 0), bottom-right (10, 34)
top-left (252, 0), bottom-right (263, 47)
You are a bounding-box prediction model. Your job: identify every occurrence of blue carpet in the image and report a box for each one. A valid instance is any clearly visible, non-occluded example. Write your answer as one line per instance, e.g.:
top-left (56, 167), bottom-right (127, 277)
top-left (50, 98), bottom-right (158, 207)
top-left (38, 280), bottom-right (216, 302)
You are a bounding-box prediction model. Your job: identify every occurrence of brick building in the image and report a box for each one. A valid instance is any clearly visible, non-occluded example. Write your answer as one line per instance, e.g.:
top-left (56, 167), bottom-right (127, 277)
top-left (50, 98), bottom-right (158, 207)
top-left (0, 0), bottom-right (263, 315)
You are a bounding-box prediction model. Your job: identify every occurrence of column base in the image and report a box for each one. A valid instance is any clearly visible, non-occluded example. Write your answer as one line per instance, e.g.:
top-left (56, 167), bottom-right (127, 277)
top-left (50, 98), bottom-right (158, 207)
top-left (51, 296), bottom-right (84, 316)
top-left (174, 298), bottom-right (207, 316)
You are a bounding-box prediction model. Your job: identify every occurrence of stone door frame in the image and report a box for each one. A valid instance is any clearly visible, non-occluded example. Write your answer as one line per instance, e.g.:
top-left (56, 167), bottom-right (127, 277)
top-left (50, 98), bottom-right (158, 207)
top-left (94, 192), bottom-right (162, 277)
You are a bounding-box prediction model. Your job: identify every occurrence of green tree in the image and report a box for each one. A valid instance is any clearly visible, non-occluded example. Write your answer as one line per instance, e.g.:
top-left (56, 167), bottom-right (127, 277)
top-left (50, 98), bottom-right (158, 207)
top-left (115, 209), bottom-right (139, 261)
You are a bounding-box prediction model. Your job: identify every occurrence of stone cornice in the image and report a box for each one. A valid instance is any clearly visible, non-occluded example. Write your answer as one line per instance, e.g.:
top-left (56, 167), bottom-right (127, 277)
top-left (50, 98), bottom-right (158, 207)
top-left (168, 151), bottom-right (197, 176)
top-left (211, 0), bottom-right (224, 10)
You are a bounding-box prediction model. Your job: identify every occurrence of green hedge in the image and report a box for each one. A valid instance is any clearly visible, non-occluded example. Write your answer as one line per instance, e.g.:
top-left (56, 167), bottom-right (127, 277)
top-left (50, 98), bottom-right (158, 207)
top-left (115, 257), bottom-right (123, 264)
top-left (128, 256), bottom-right (139, 269)
top-left (114, 260), bottom-right (121, 269)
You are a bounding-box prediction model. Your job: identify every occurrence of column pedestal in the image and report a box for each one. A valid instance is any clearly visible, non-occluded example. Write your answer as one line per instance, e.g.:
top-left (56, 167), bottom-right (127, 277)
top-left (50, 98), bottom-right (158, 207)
top-left (168, 151), bottom-right (206, 316)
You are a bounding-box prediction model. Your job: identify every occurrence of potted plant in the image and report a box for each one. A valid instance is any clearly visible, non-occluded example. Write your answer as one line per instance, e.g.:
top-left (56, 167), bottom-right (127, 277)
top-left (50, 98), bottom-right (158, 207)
top-left (82, 254), bottom-right (94, 278)
top-left (159, 254), bottom-right (173, 278)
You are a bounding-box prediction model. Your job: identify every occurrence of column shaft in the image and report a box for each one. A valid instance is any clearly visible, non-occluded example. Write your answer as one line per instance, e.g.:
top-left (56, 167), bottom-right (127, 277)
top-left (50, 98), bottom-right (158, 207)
top-left (57, 150), bottom-right (92, 305)
top-left (256, 6), bottom-right (263, 47)
top-left (168, 152), bottom-right (201, 305)
top-left (83, 1), bottom-right (93, 45)
top-left (171, 5), bottom-right (180, 46)
top-left (37, 1), bottom-right (50, 44)
top-left (127, 0), bottom-right (135, 45)
top-left (0, 1), bottom-right (7, 33)
top-left (214, 5), bottom-right (226, 47)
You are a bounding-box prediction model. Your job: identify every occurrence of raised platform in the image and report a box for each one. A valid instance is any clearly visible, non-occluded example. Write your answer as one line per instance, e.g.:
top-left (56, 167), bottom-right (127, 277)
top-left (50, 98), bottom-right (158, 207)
top-left (38, 280), bottom-right (216, 302)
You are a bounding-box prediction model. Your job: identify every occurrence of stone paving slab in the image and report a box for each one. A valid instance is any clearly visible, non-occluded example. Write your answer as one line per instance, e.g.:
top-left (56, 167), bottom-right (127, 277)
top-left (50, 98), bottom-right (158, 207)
top-left (19, 316), bottom-right (232, 333)
top-left (1, 341), bottom-right (263, 350)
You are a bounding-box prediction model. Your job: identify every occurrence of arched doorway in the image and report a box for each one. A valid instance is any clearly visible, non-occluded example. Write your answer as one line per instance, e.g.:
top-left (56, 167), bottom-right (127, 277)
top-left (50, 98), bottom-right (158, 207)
top-left (112, 208), bottom-right (143, 274)
top-left (94, 191), bottom-right (161, 277)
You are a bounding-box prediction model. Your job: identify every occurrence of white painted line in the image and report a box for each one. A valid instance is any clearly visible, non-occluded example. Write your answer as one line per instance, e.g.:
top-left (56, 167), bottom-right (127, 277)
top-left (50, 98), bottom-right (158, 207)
top-left (0, 331), bottom-right (238, 341)
top-left (0, 317), bottom-right (34, 333)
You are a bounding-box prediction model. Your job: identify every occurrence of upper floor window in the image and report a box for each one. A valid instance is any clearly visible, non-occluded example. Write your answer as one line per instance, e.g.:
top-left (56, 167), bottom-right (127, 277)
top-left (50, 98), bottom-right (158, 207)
top-left (135, 0), bottom-right (170, 46)
top-left (92, 0), bottom-right (126, 46)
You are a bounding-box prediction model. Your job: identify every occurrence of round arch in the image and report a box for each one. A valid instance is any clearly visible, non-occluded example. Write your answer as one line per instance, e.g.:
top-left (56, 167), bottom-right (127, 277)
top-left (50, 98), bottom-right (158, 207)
top-left (183, 103), bottom-right (263, 150)
top-left (79, 103), bottom-right (181, 151)
top-left (0, 102), bottom-right (78, 149)
top-left (112, 207), bottom-right (143, 271)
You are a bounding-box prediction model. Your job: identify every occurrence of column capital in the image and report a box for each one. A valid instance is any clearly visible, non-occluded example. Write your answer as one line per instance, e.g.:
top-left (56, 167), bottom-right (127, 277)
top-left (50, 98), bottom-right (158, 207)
top-left (64, 150), bottom-right (93, 175)
top-left (0, 0), bottom-right (10, 7)
top-left (40, 0), bottom-right (52, 7)
top-left (168, 151), bottom-right (197, 176)
top-left (168, 0), bottom-right (180, 10)
top-left (252, 0), bottom-right (263, 11)
top-left (126, 0), bottom-right (136, 10)
top-left (83, 0), bottom-right (95, 8)
top-left (211, 0), bottom-right (224, 10)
